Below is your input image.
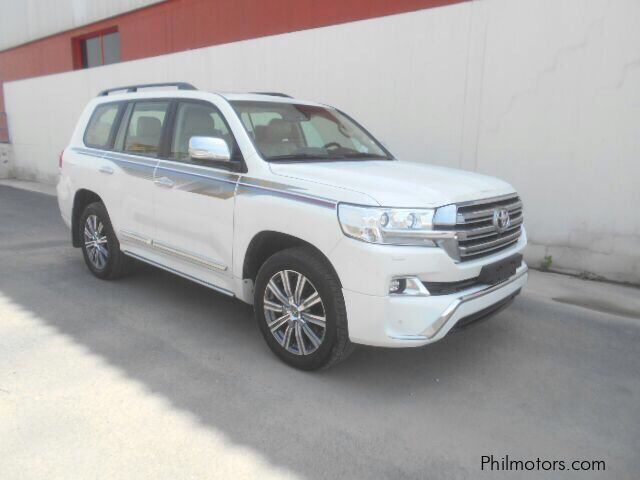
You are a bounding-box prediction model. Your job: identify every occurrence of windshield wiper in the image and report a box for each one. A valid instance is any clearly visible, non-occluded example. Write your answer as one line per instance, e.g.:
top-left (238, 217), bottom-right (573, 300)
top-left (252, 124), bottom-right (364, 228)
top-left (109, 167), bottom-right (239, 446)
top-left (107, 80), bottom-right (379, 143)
top-left (267, 153), bottom-right (331, 162)
top-left (334, 152), bottom-right (390, 159)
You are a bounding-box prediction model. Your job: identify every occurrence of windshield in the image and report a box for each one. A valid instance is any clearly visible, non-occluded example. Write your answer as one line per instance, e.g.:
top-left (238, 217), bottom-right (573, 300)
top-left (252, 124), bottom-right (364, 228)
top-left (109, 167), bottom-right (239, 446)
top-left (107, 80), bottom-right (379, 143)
top-left (231, 101), bottom-right (392, 162)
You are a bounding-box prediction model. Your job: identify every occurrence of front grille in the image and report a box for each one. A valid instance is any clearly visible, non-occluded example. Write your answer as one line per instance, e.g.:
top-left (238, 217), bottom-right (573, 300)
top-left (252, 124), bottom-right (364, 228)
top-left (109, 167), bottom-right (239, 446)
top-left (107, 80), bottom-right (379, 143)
top-left (440, 194), bottom-right (524, 261)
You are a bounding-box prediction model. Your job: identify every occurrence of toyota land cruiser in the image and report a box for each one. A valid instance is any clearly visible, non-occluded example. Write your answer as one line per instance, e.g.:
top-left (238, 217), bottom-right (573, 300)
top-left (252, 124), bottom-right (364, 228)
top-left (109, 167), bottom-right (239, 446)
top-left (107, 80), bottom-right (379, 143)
top-left (57, 82), bottom-right (528, 370)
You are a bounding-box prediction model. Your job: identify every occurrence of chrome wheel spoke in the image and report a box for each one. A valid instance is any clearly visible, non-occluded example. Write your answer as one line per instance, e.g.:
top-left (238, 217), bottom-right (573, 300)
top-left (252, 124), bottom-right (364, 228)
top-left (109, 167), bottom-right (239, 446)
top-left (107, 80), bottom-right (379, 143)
top-left (299, 291), bottom-right (321, 312)
top-left (280, 271), bottom-right (294, 301)
top-left (295, 323), bottom-right (306, 355)
top-left (302, 324), bottom-right (321, 349)
top-left (293, 274), bottom-right (306, 304)
top-left (264, 299), bottom-right (285, 313)
top-left (269, 313), bottom-right (291, 332)
top-left (301, 312), bottom-right (325, 327)
top-left (267, 279), bottom-right (289, 306)
top-left (282, 324), bottom-right (293, 349)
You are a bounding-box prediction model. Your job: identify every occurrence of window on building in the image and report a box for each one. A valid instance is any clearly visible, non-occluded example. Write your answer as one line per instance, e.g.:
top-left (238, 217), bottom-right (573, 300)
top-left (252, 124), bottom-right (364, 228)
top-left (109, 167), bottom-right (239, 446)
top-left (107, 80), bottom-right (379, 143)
top-left (76, 30), bottom-right (120, 69)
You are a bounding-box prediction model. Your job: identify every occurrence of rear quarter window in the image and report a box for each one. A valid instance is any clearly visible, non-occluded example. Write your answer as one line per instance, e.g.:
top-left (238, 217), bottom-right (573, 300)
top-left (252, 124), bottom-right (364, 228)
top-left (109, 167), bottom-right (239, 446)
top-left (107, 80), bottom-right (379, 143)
top-left (84, 103), bottom-right (121, 149)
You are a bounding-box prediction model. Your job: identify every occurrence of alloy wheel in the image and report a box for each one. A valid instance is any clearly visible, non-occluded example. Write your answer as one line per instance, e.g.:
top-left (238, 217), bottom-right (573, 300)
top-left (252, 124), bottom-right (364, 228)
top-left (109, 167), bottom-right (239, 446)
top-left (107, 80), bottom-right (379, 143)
top-left (263, 270), bottom-right (326, 355)
top-left (84, 214), bottom-right (109, 270)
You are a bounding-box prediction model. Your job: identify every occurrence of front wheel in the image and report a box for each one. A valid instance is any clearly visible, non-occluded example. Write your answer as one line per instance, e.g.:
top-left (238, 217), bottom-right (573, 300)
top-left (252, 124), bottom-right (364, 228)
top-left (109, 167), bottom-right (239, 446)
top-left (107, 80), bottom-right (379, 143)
top-left (254, 247), bottom-right (354, 370)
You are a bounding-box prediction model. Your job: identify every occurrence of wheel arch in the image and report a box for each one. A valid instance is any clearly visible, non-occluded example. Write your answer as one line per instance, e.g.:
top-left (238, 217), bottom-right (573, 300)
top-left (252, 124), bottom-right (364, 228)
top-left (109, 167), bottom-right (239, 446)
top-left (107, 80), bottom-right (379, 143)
top-left (71, 189), bottom-right (104, 247)
top-left (242, 230), bottom-right (341, 287)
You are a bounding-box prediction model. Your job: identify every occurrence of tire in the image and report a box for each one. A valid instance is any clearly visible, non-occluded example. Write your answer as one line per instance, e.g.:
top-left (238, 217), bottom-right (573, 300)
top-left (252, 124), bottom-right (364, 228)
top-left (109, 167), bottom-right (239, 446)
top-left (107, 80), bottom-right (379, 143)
top-left (79, 202), bottom-right (130, 280)
top-left (254, 246), bottom-right (355, 370)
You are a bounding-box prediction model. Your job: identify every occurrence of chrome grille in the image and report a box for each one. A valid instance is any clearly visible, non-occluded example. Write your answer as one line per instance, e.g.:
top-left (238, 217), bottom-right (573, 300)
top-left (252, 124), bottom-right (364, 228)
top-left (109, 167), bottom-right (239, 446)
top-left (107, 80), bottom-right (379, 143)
top-left (441, 194), bottom-right (524, 261)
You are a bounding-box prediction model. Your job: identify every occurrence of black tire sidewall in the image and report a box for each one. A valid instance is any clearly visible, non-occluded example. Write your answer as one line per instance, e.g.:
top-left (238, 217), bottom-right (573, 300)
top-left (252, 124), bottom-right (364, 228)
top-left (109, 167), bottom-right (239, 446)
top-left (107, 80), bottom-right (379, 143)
top-left (254, 249), bottom-right (341, 370)
top-left (79, 202), bottom-right (121, 279)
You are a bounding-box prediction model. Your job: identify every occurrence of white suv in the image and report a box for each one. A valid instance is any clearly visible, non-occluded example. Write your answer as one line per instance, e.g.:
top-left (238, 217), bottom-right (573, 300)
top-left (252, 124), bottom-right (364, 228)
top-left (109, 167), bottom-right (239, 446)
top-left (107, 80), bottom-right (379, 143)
top-left (57, 82), bottom-right (528, 370)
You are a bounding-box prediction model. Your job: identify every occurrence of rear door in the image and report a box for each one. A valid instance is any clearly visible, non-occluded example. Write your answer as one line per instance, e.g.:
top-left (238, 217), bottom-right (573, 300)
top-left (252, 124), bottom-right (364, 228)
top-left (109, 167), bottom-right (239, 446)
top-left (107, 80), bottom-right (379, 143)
top-left (106, 99), bottom-right (171, 253)
top-left (151, 99), bottom-right (242, 294)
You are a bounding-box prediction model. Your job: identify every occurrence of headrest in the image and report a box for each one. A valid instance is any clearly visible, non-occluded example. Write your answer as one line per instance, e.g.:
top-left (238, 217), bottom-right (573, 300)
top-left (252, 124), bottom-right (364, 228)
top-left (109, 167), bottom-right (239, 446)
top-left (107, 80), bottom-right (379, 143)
top-left (265, 118), bottom-right (292, 143)
top-left (137, 116), bottom-right (162, 138)
top-left (183, 109), bottom-right (215, 137)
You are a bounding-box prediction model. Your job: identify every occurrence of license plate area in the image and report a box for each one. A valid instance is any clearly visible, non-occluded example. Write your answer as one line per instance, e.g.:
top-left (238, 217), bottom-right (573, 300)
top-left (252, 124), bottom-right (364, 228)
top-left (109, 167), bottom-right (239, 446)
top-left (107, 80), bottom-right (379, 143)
top-left (478, 254), bottom-right (522, 285)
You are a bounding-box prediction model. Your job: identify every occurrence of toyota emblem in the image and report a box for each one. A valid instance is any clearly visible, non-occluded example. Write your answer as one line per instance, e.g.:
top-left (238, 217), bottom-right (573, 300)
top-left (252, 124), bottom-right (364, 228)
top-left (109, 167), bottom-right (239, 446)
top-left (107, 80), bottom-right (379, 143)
top-left (493, 208), bottom-right (511, 233)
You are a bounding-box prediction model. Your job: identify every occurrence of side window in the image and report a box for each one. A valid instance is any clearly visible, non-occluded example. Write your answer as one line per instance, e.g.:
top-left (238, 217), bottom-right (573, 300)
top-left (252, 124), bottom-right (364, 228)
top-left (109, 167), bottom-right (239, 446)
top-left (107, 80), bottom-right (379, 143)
top-left (84, 103), bottom-right (121, 148)
top-left (123, 101), bottom-right (170, 156)
top-left (170, 102), bottom-right (238, 164)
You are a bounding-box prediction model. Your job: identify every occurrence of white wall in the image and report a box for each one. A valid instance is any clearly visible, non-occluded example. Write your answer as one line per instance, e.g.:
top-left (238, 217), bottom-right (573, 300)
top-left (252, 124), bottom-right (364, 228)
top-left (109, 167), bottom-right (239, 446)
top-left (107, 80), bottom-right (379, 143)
top-left (0, 0), bottom-right (164, 51)
top-left (4, 0), bottom-right (640, 283)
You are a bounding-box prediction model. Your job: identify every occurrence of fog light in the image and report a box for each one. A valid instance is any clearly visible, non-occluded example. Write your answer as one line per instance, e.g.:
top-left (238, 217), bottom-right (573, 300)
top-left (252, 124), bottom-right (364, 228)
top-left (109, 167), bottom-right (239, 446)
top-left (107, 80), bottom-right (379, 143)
top-left (389, 278), bottom-right (406, 294)
top-left (389, 277), bottom-right (430, 296)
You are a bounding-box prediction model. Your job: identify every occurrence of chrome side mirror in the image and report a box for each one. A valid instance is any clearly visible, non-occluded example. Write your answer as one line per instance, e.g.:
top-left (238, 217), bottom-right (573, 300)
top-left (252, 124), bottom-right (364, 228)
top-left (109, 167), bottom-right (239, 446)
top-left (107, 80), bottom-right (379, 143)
top-left (188, 136), bottom-right (231, 162)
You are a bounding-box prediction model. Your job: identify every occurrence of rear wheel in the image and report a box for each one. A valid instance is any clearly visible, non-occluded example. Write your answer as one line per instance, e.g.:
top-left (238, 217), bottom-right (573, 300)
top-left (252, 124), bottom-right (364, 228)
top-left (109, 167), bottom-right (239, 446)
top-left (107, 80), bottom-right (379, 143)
top-left (254, 247), bottom-right (354, 370)
top-left (79, 202), bottom-right (130, 279)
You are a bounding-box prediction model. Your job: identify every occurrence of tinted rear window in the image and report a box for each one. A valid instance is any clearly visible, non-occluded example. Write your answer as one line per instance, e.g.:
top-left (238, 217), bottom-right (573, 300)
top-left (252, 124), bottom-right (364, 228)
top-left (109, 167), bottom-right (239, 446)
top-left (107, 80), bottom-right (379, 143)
top-left (84, 103), bottom-right (121, 148)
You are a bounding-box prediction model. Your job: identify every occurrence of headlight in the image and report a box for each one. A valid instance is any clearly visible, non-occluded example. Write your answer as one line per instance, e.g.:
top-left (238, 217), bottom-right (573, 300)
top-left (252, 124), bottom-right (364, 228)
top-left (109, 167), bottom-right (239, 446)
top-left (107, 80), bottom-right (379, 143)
top-left (338, 203), bottom-right (441, 246)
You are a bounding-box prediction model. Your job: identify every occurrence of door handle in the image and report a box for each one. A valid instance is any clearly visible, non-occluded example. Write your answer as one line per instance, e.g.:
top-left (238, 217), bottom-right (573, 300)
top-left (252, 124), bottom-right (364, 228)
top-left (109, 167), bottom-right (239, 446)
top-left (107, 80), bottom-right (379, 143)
top-left (99, 165), bottom-right (114, 175)
top-left (154, 176), bottom-right (175, 188)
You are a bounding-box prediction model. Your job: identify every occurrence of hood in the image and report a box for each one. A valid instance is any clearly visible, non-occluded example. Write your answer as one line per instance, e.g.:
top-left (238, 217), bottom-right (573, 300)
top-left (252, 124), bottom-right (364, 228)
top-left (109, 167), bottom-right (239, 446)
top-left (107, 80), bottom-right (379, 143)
top-left (269, 160), bottom-right (516, 207)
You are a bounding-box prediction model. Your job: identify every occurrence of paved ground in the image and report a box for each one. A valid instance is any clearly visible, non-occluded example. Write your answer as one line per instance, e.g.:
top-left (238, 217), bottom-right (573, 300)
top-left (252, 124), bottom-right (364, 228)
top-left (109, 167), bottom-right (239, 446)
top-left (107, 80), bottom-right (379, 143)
top-left (1, 184), bottom-right (639, 479)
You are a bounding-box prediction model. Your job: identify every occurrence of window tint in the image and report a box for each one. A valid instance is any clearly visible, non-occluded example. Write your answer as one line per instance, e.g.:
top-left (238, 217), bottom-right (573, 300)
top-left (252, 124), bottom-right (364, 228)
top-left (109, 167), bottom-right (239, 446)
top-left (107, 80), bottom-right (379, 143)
top-left (124, 101), bottom-right (170, 156)
top-left (170, 102), bottom-right (237, 163)
top-left (84, 103), bottom-right (120, 148)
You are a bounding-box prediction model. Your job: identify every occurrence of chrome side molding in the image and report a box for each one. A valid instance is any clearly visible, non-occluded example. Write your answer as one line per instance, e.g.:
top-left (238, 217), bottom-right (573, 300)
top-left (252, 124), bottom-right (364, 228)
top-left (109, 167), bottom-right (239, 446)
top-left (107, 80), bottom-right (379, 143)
top-left (122, 250), bottom-right (234, 297)
top-left (119, 230), bottom-right (227, 272)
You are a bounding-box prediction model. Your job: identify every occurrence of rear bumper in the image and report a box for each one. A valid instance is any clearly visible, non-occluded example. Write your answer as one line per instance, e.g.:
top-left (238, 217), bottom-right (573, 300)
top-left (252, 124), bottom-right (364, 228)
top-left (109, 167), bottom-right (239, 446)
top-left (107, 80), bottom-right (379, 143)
top-left (344, 264), bottom-right (528, 347)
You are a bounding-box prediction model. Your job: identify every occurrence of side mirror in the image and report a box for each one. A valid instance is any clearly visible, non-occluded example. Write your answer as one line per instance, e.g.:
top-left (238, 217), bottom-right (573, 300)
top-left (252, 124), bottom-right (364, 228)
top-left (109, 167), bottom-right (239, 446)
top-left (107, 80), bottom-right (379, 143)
top-left (188, 136), bottom-right (231, 162)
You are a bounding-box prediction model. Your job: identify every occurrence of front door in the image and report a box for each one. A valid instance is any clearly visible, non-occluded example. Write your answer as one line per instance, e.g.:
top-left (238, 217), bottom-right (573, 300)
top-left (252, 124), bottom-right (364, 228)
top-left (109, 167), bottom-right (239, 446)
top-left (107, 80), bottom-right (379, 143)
top-left (152, 100), bottom-right (241, 293)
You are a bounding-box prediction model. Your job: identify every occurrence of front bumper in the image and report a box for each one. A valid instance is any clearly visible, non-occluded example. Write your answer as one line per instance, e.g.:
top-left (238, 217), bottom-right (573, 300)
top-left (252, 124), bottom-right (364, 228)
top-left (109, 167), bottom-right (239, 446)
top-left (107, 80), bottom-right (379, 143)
top-left (343, 264), bottom-right (528, 347)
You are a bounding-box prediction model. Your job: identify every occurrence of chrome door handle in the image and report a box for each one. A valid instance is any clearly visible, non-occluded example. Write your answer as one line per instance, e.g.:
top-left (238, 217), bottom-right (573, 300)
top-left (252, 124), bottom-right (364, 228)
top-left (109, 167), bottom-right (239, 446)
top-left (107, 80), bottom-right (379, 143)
top-left (154, 176), bottom-right (175, 188)
top-left (99, 166), bottom-right (114, 175)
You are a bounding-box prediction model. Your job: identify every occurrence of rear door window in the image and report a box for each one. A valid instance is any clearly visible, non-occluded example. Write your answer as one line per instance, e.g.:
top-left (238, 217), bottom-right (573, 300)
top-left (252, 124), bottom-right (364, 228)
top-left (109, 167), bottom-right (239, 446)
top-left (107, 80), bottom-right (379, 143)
top-left (123, 101), bottom-right (170, 156)
top-left (84, 103), bottom-right (122, 149)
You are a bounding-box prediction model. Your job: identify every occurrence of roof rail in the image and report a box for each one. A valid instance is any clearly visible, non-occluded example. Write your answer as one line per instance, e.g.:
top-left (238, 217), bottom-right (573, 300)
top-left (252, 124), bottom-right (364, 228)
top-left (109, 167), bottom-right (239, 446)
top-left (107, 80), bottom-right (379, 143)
top-left (250, 92), bottom-right (292, 98)
top-left (98, 82), bottom-right (197, 97)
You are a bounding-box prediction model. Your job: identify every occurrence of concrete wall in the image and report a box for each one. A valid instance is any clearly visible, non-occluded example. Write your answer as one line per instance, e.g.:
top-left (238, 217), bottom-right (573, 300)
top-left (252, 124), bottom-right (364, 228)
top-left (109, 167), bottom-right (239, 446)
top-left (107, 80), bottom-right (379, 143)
top-left (4, 0), bottom-right (640, 283)
top-left (0, 0), bottom-right (163, 51)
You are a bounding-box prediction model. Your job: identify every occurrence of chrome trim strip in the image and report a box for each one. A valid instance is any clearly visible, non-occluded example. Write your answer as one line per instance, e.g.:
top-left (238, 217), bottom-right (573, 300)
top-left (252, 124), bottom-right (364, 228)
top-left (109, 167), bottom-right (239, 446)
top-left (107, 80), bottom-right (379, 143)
top-left (119, 231), bottom-right (228, 272)
top-left (120, 230), bottom-right (152, 246)
top-left (454, 192), bottom-right (520, 208)
top-left (152, 240), bottom-right (228, 272)
top-left (238, 180), bottom-right (337, 209)
top-left (389, 265), bottom-right (528, 342)
top-left (122, 251), bottom-right (234, 297)
top-left (155, 162), bottom-right (239, 186)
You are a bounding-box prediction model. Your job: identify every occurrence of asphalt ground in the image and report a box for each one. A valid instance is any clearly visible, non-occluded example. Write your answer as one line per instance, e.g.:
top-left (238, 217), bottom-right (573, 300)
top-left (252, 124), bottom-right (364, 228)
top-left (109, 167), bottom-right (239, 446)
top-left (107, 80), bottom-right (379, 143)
top-left (1, 184), bottom-right (639, 479)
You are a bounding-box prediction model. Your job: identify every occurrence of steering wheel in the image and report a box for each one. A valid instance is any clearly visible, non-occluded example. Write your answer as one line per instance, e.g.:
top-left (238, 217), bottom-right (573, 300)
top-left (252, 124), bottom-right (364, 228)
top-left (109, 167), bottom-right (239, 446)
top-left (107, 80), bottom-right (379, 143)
top-left (323, 142), bottom-right (342, 150)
